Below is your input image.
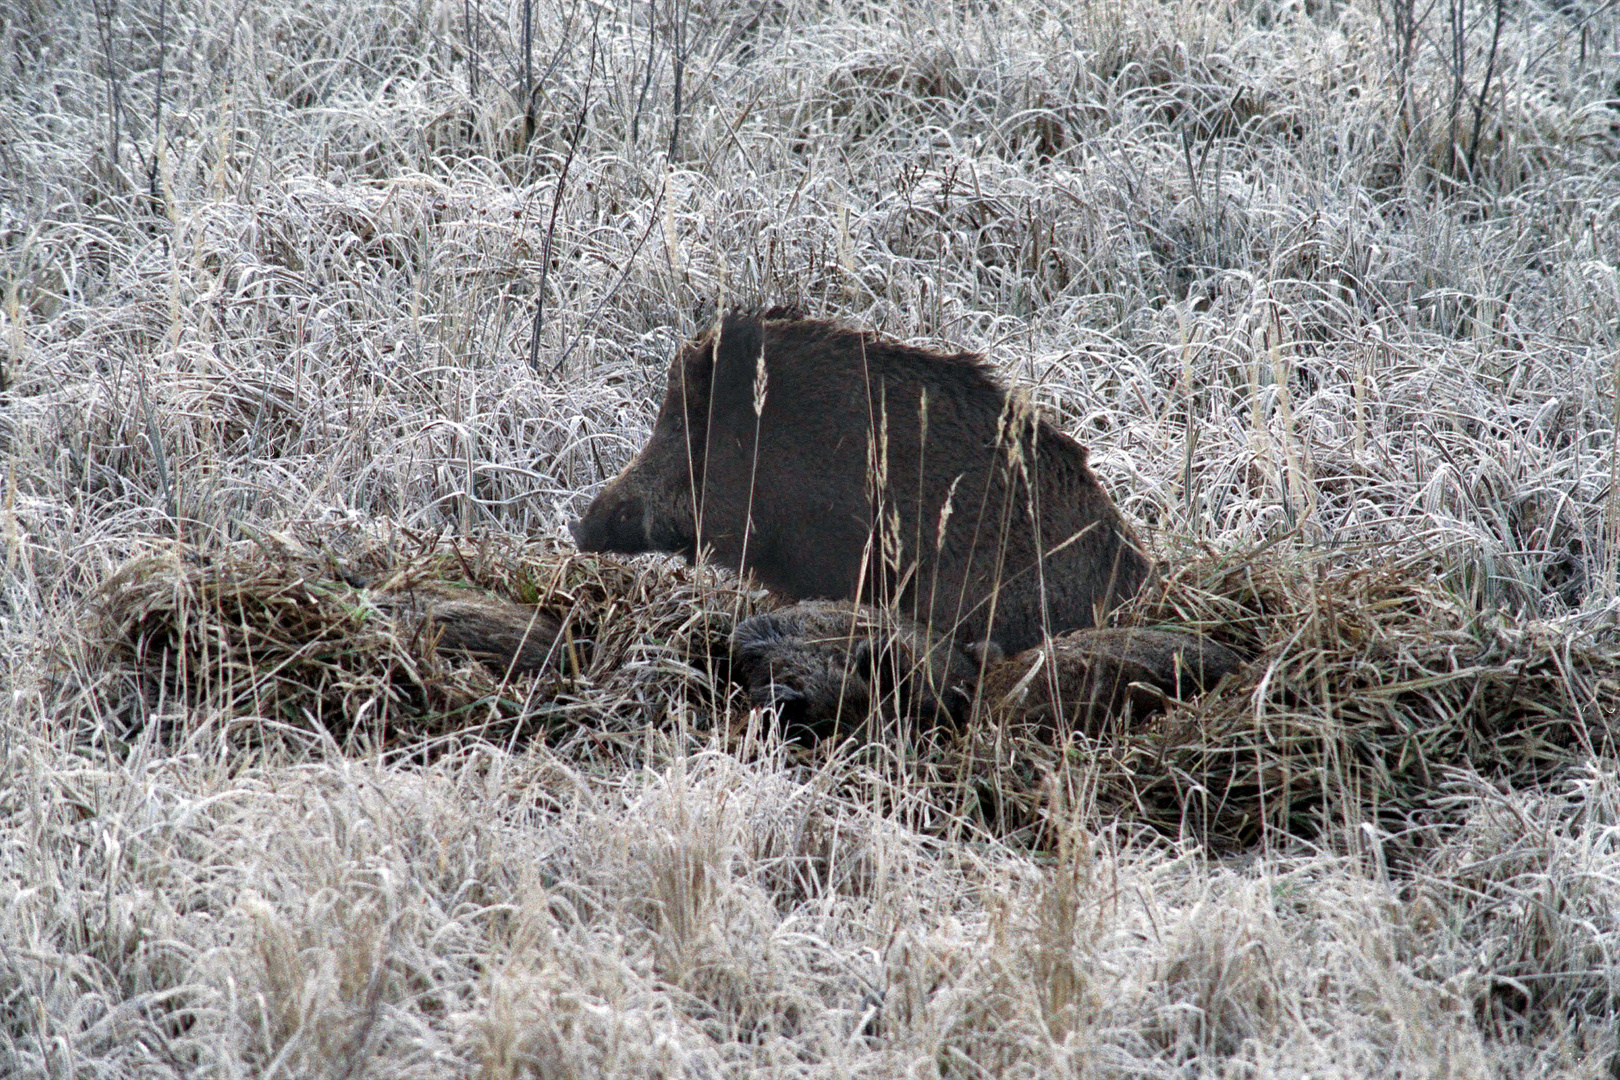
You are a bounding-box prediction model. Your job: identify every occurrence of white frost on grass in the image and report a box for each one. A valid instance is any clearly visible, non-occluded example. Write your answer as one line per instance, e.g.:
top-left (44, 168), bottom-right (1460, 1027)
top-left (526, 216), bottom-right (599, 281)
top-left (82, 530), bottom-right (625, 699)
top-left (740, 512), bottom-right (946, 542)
top-left (3, 0), bottom-right (1619, 1072)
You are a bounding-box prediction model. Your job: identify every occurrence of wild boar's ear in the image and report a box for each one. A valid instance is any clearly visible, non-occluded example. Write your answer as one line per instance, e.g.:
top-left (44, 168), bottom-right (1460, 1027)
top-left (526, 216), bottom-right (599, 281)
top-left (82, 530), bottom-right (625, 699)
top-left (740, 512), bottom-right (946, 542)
top-left (672, 332), bottom-right (716, 430)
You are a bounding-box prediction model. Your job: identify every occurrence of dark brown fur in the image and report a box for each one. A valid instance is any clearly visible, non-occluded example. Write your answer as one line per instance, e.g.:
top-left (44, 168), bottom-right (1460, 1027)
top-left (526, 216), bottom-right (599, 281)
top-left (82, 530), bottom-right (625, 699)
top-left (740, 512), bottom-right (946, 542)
top-left (571, 312), bottom-right (1151, 653)
top-left (730, 602), bottom-right (1244, 740)
top-left (729, 600), bottom-right (979, 739)
top-left (374, 585), bottom-right (564, 676)
top-left (979, 626), bottom-right (1245, 734)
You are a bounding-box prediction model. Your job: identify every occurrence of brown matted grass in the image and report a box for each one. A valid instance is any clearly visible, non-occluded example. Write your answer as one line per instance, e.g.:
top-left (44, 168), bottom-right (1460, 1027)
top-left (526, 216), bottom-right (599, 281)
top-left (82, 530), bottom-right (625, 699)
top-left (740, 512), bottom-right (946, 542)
top-left (947, 543), bottom-right (1620, 850)
top-left (92, 530), bottom-right (771, 758)
top-left (92, 534), bottom-right (1620, 855)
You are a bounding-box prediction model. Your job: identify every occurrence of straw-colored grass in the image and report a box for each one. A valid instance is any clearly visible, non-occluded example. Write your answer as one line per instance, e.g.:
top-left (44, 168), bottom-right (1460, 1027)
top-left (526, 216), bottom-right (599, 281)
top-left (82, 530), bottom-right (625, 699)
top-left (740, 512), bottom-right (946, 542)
top-left (91, 531), bottom-right (767, 756)
top-left (5, 0), bottom-right (1620, 1073)
top-left (950, 545), bottom-right (1620, 851)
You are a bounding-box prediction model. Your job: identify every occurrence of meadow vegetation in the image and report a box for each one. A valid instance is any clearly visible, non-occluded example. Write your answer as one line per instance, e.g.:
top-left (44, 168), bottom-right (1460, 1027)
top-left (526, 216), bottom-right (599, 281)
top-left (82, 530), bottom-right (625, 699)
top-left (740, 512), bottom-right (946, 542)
top-left (3, 0), bottom-right (1620, 1073)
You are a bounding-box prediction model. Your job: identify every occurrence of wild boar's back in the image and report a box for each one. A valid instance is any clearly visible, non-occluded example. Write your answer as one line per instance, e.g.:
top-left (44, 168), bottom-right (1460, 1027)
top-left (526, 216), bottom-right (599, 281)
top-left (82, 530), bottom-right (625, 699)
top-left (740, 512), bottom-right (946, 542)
top-left (571, 312), bottom-right (1151, 653)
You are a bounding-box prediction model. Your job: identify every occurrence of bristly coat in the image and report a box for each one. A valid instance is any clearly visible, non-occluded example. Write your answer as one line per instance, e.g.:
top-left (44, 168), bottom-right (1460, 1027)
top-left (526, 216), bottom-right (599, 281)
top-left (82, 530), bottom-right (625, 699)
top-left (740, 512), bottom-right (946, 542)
top-left (571, 311), bottom-right (1151, 653)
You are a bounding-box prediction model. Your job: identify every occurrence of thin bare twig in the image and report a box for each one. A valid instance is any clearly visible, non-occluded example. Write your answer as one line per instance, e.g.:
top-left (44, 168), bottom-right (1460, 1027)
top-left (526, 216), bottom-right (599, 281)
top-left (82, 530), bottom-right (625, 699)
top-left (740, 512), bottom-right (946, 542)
top-left (1466, 0), bottom-right (1505, 182)
top-left (553, 181), bottom-right (668, 373)
top-left (667, 0), bottom-right (690, 162)
top-left (632, 0), bottom-right (658, 145)
top-left (527, 18), bottom-right (599, 373)
top-left (147, 0), bottom-right (167, 201)
top-left (464, 0), bottom-right (479, 100)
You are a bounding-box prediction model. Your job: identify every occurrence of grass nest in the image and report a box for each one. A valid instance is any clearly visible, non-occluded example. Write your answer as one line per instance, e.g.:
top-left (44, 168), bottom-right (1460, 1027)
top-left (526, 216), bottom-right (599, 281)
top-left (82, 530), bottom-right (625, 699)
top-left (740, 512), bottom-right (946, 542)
top-left (92, 533), bottom-right (1620, 849)
top-left (94, 530), bottom-right (769, 757)
top-left (948, 544), bottom-right (1620, 849)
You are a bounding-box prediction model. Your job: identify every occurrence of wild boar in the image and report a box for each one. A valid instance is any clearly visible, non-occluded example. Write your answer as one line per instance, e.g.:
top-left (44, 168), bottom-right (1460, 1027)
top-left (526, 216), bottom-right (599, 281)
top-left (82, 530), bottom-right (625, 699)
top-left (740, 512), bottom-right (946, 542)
top-left (571, 311), bottom-right (1151, 654)
top-left (732, 601), bottom-right (1243, 740)
top-left (979, 626), bottom-right (1246, 734)
top-left (373, 583), bottom-right (564, 676)
top-left (728, 599), bottom-right (979, 740)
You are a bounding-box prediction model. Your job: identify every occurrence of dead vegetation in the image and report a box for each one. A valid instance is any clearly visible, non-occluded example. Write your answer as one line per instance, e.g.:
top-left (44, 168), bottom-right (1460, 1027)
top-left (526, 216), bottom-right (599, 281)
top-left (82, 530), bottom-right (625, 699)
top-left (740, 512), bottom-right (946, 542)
top-left (91, 535), bottom-right (1620, 867)
top-left (952, 545), bottom-right (1620, 850)
top-left (6, 0), bottom-right (1620, 1072)
top-left (92, 532), bottom-right (767, 755)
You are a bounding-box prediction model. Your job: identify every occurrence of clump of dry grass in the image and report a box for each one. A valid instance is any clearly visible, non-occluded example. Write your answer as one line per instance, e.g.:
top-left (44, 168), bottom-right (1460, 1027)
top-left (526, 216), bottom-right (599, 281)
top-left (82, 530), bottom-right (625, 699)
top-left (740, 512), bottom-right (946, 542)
top-left (90, 531), bottom-right (769, 757)
top-left (949, 544), bottom-right (1620, 848)
top-left (1123, 545), bottom-right (1620, 837)
top-left (92, 531), bottom-right (1620, 865)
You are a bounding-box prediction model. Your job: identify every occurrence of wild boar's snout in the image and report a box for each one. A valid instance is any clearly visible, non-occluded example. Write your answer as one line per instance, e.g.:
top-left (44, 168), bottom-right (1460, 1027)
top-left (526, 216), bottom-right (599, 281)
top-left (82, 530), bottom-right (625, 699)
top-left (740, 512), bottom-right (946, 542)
top-left (570, 484), bottom-right (649, 554)
top-left (565, 516), bottom-right (591, 548)
top-left (571, 454), bottom-right (699, 558)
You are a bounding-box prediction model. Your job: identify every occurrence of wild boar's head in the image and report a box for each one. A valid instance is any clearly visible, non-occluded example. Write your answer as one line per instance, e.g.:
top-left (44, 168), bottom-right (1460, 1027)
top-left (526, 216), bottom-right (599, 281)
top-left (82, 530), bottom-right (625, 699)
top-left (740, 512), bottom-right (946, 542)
top-left (569, 316), bottom-right (748, 561)
top-left (570, 311), bottom-right (871, 600)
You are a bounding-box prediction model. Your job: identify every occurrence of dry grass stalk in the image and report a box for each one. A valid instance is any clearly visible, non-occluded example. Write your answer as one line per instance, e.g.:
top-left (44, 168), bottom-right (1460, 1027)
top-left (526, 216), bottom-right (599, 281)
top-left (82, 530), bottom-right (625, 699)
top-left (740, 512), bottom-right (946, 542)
top-left (6, 0), bottom-right (1620, 1070)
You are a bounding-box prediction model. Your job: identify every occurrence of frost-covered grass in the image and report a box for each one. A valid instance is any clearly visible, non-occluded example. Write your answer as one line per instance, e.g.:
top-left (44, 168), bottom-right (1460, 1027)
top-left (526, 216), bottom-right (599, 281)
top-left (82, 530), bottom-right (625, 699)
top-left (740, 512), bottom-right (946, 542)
top-left (3, 0), bottom-right (1620, 1073)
